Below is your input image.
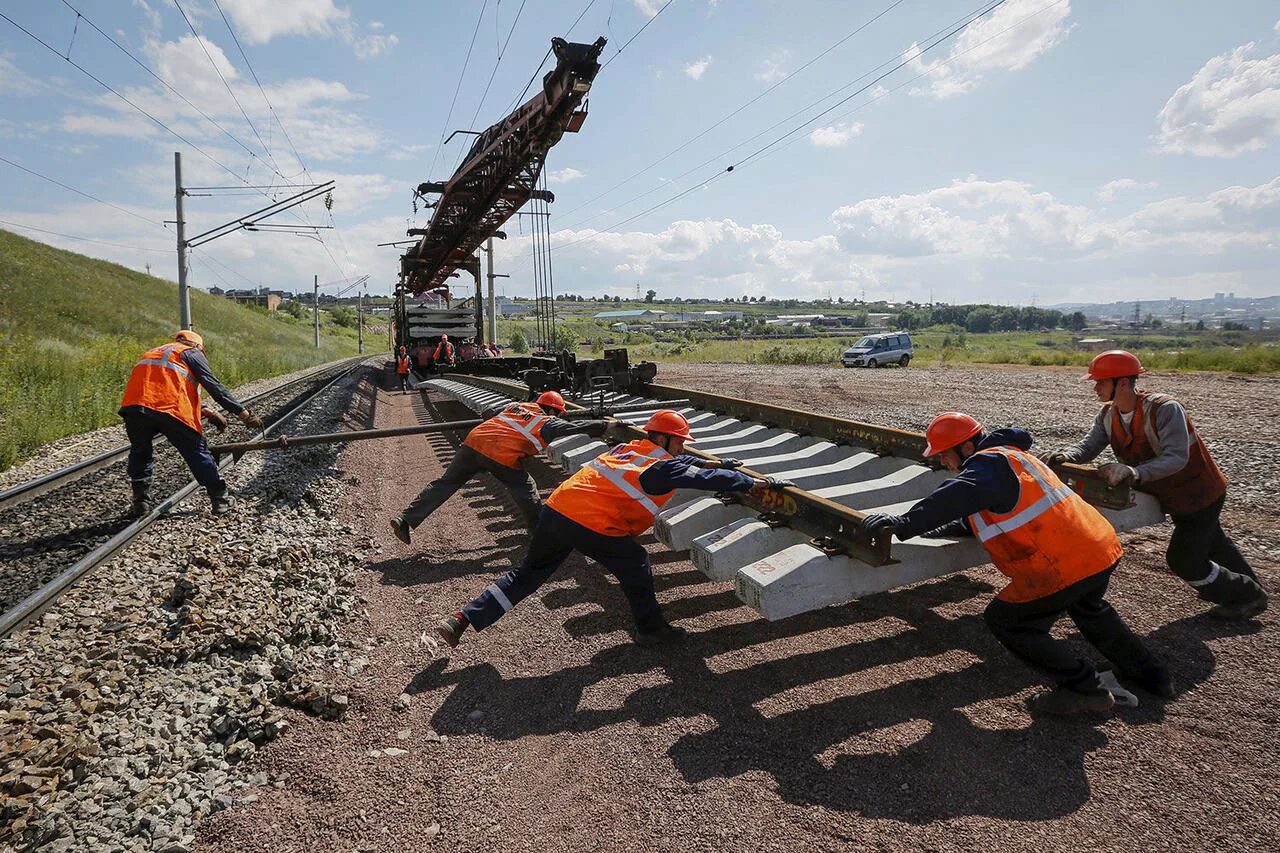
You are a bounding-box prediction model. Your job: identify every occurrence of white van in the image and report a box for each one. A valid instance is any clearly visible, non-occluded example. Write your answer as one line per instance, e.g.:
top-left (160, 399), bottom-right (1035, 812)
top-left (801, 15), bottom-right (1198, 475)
top-left (841, 332), bottom-right (914, 368)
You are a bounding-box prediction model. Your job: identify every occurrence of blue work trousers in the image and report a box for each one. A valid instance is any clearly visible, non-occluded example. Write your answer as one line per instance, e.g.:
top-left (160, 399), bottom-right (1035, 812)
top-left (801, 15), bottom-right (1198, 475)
top-left (123, 408), bottom-right (224, 490)
top-left (463, 506), bottom-right (666, 633)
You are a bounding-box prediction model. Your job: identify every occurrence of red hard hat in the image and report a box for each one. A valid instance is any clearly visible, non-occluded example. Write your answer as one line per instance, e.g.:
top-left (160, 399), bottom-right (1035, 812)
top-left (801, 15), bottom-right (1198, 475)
top-left (923, 412), bottom-right (983, 458)
top-left (536, 390), bottom-right (566, 413)
top-left (644, 410), bottom-right (695, 442)
top-left (1080, 349), bottom-right (1146, 382)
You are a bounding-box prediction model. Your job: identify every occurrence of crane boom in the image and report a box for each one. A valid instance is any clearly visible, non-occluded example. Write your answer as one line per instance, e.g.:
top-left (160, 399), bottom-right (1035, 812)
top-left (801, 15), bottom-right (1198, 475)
top-left (402, 36), bottom-right (606, 295)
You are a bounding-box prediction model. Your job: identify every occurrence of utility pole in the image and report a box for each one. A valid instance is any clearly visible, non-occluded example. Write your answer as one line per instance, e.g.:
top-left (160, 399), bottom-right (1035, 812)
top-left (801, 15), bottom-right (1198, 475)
top-left (145, 262), bottom-right (151, 276)
top-left (483, 237), bottom-right (509, 344)
top-left (313, 274), bottom-right (319, 348)
top-left (174, 152), bottom-right (191, 330)
top-left (357, 289), bottom-right (364, 355)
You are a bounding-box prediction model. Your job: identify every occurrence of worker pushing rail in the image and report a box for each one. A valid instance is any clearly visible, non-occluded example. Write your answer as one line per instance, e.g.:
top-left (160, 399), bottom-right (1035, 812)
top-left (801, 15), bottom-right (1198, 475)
top-left (859, 412), bottom-right (1172, 716)
top-left (389, 391), bottom-right (610, 542)
top-left (433, 410), bottom-right (793, 649)
top-left (118, 330), bottom-right (262, 517)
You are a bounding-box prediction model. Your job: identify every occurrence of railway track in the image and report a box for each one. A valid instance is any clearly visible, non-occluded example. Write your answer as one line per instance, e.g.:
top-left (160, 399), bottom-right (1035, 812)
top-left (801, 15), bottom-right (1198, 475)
top-left (423, 373), bottom-right (1166, 620)
top-left (0, 357), bottom-right (368, 636)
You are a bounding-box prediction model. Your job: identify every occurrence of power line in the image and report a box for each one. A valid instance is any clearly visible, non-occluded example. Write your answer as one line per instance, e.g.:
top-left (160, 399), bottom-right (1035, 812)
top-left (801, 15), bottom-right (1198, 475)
top-left (0, 218), bottom-right (172, 254)
top-left (555, 0), bottom-right (909, 223)
top-left (599, 0), bottom-right (675, 70)
top-left (0, 154), bottom-right (162, 227)
top-left (498, 2), bottom-right (599, 142)
top-left (468, 0), bottom-right (530, 130)
top-left (428, 0), bottom-right (491, 181)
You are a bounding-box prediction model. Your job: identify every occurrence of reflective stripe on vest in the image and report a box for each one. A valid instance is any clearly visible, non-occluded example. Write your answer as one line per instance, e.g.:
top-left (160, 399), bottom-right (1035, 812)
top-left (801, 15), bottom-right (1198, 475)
top-left (496, 410), bottom-right (549, 452)
top-left (969, 449), bottom-right (1076, 544)
top-left (583, 445), bottom-right (668, 516)
top-left (139, 344), bottom-right (197, 386)
top-left (546, 440), bottom-right (674, 537)
top-left (120, 342), bottom-right (203, 433)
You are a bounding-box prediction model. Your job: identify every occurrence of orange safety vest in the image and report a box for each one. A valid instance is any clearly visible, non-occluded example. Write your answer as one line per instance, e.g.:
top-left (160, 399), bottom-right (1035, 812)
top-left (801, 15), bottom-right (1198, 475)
top-left (1104, 392), bottom-right (1227, 516)
top-left (966, 446), bottom-right (1123, 603)
top-left (120, 342), bottom-right (203, 433)
top-left (463, 402), bottom-right (551, 469)
top-left (433, 340), bottom-right (454, 362)
top-left (396, 355), bottom-right (411, 375)
top-left (546, 439), bottom-right (676, 537)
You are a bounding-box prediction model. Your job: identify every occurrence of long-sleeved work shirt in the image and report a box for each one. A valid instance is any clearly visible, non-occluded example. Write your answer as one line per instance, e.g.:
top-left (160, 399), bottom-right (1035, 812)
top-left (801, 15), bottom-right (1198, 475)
top-left (1059, 400), bottom-right (1192, 484)
top-left (894, 428), bottom-right (1034, 541)
top-left (119, 346), bottom-right (246, 420)
top-left (479, 405), bottom-right (608, 445)
top-left (637, 454), bottom-right (756, 495)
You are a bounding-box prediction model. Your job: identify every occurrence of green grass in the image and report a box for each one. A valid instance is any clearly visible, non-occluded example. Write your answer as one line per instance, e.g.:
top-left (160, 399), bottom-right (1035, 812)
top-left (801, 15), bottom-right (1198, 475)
top-left (0, 229), bottom-right (360, 472)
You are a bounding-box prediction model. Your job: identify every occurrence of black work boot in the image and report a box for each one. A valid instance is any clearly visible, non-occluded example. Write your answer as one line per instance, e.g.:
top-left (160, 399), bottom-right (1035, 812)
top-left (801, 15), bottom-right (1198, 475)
top-left (1028, 685), bottom-right (1115, 717)
top-left (389, 515), bottom-right (412, 545)
top-left (434, 613), bottom-right (467, 648)
top-left (1122, 661), bottom-right (1175, 699)
top-left (208, 483), bottom-right (236, 516)
top-left (1209, 588), bottom-right (1269, 620)
top-left (634, 622), bottom-right (689, 647)
top-left (129, 480), bottom-right (153, 518)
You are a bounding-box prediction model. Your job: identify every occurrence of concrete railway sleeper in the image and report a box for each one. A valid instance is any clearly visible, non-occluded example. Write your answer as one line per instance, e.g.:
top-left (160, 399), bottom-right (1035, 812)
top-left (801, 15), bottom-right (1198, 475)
top-left (423, 374), bottom-right (1166, 621)
top-left (0, 358), bottom-right (369, 637)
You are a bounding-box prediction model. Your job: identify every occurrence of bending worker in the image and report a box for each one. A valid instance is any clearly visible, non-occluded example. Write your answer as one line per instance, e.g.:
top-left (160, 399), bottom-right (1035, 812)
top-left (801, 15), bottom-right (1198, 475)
top-left (390, 391), bottom-right (609, 543)
top-left (434, 410), bottom-right (789, 649)
top-left (860, 412), bottom-right (1171, 716)
top-left (395, 346), bottom-right (412, 393)
top-left (1047, 350), bottom-right (1266, 619)
top-left (119, 330), bottom-right (262, 517)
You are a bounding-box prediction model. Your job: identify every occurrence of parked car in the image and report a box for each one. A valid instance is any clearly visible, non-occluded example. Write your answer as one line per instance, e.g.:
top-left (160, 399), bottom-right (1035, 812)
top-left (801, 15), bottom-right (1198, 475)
top-left (840, 332), bottom-right (914, 368)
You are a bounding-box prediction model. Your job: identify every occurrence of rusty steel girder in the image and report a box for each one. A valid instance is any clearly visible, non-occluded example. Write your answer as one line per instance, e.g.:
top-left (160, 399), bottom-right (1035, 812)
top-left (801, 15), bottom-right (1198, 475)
top-left (403, 36), bottom-right (606, 295)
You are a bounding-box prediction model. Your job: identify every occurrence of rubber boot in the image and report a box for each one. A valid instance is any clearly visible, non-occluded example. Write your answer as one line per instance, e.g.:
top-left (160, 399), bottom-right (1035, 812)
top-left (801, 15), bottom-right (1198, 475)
top-left (129, 480), bottom-right (153, 518)
top-left (208, 483), bottom-right (236, 516)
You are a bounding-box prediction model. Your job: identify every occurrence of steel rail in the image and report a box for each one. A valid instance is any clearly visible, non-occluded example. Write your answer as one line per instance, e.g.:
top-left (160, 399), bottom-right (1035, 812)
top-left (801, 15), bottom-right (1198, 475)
top-left (0, 359), bottom-right (369, 638)
top-left (0, 356), bottom-right (365, 513)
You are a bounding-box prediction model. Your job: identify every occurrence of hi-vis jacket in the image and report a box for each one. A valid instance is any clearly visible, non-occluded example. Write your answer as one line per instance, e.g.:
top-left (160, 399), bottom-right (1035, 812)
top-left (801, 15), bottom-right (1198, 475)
top-left (546, 439), bottom-right (677, 537)
top-left (965, 446), bottom-right (1122, 603)
top-left (395, 355), bottom-right (411, 375)
top-left (463, 402), bottom-right (552, 469)
top-left (120, 343), bottom-right (203, 433)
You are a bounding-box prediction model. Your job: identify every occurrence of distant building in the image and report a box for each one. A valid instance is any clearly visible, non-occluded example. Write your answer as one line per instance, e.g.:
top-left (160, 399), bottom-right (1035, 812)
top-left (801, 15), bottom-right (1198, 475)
top-left (222, 288), bottom-right (281, 312)
top-left (1076, 337), bottom-right (1118, 352)
top-left (498, 299), bottom-right (535, 317)
top-left (592, 309), bottom-right (670, 320)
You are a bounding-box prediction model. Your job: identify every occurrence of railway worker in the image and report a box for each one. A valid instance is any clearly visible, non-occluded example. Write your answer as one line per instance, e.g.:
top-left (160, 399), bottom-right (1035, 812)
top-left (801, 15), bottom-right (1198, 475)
top-left (390, 391), bottom-right (610, 543)
top-left (433, 410), bottom-right (790, 649)
top-left (1045, 350), bottom-right (1267, 619)
top-left (395, 346), bottom-right (412, 393)
top-left (119, 330), bottom-right (263, 517)
top-left (859, 412), bottom-right (1172, 716)
top-left (432, 334), bottom-right (455, 368)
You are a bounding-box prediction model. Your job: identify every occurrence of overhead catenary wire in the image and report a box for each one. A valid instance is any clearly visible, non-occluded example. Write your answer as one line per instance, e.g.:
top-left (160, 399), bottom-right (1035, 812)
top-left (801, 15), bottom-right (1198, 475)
top-left (599, 0), bottom-right (675, 70)
top-left (468, 0), bottom-right (530, 130)
top-left (500, 0), bottom-right (599, 116)
top-left (427, 0), bottom-right (492, 181)
top-left (0, 218), bottom-right (172, 254)
top-left (0, 155), bottom-right (162, 227)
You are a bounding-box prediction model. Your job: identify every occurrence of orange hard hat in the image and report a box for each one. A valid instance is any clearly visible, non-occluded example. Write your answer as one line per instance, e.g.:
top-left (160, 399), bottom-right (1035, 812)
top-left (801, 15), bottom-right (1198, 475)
top-left (175, 329), bottom-right (204, 349)
top-left (536, 390), bottom-right (566, 413)
top-left (923, 411), bottom-right (983, 457)
top-left (1080, 349), bottom-right (1146, 382)
top-left (644, 409), bottom-right (695, 442)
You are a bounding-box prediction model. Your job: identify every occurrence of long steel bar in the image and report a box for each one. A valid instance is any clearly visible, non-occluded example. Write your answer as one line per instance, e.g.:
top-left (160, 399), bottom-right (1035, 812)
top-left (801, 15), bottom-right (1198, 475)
top-left (0, 360), bottom-right (368, 638)
top-left (0, 357), bottom-right (365, 513)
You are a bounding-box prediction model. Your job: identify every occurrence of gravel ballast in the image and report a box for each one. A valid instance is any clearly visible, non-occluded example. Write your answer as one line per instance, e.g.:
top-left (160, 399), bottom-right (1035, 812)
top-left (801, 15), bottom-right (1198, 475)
top-left (193, 362), bottom-right (1278, 852)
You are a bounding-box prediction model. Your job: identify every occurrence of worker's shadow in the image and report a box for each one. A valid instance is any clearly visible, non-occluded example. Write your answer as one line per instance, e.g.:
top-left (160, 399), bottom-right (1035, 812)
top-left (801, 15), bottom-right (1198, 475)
top-left (410, 565), bottom-right (1252, 823)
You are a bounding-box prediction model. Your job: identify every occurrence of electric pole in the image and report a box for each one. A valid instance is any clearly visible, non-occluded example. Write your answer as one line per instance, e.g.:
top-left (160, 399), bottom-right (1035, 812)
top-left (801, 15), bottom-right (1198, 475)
top-left (357, 289), bottom-right (364, 355)
top-left (313, 274), bottom-right (319, 348)
top-left (174, 152), bottom-right (191, 330)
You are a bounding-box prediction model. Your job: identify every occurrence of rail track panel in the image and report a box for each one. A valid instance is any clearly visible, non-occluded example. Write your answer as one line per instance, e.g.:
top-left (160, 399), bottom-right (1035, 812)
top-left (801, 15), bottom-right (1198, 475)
top-left (425, 377), bottom-right (1165, 621)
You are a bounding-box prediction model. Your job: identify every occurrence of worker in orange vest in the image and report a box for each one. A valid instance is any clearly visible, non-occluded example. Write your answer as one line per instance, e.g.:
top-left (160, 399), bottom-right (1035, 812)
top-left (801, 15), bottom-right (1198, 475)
top-left (859, 412), bottom-right (1170, 716)
top-left (432, 334), bottom-right (455, 368)
top-left (1047, 350), bottom-right (1266, 619)
top-left (395, 346), bottom-right (412, 393)
top-left (390, 391), bottom-right (610, 543)
top-left (118, 330), bottom-right (262, 517)
top-left (434, 410), bottom-right (790, 648)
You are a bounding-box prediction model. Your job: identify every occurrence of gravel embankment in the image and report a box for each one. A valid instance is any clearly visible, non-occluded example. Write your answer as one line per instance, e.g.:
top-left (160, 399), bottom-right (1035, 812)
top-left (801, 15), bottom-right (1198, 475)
top-left (0, 366), bottom-right (381, 852)
top-left (194, 362), bottom-right (1279, 852)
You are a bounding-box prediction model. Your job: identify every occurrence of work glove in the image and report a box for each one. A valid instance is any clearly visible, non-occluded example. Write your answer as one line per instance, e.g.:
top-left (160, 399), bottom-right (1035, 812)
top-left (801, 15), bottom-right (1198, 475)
top-left (716, 458), bottom-right (744, 470)
top-left (1099, 462), bottom-right (1137, 487)
top-left (238, 409), bottom-right (264, 430)
top-left (1039, 450), bottom-right (1070, 466)
top-left (583, 420), bottom-right (609, 438)
top-left (201, 407), bottom-right (228, 433)
top-left (763, 476), bottom-right (796, 489)
top-left (859, 513), bottom-right (905, 538)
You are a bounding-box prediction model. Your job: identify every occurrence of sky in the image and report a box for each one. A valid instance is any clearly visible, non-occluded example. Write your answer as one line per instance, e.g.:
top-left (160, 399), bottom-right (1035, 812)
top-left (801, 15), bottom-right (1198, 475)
top-left (1, 0), bottom-right (1278, 306)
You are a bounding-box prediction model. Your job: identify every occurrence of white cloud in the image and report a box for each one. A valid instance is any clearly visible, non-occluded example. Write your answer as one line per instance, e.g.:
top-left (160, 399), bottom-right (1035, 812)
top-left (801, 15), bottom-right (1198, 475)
top-left (756, 51), bottom-right (791, 83)
top-left (683, 56), bottom-right (712, 80)
top-left (906, 0), bottom-right (1074, 98)
top-left (217, 0), bottom-right (350, 44)
top-left (0, 52), bottom-right (48, 97)
top-left (350, 32), bottom-right (400, 60)
top-left (632, 0), bottom-right (666, 17)
top-left (1156, 41), bottom-right (1280, 158)
top-left (1097, 178), bottom-right (1157, 202)
top-left (131, 0), bottom-right (163, 33)
top-left (548, 167), bottom-right (586, 184)
top-left (809, 122), bottom-right (864, 148)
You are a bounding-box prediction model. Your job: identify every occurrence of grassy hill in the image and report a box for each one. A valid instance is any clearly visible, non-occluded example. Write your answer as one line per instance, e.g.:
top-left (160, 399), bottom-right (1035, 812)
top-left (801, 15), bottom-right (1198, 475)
top-left (0, 229), bottom-right (362, 471)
